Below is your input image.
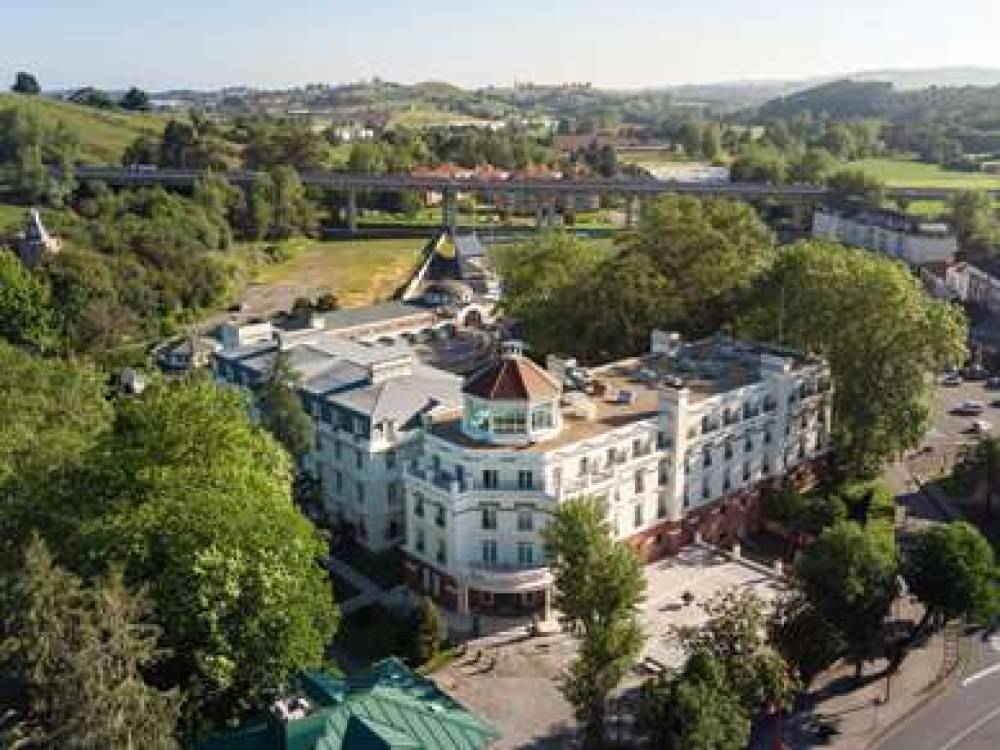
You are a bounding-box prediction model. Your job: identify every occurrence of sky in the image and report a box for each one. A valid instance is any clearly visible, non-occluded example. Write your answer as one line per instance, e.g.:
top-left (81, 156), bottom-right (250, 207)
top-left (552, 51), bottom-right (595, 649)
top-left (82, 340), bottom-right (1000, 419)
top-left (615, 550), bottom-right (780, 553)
top-left (5, 0), bottom-right (1000, 91)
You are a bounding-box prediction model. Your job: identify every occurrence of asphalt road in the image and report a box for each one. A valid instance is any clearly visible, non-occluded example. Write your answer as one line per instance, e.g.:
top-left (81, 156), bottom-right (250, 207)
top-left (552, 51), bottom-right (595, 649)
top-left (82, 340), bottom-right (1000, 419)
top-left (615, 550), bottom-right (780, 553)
top-left (874, 644), bottom-right (1000, 750)
top-left (875, 378), bottom-right (1000, 750)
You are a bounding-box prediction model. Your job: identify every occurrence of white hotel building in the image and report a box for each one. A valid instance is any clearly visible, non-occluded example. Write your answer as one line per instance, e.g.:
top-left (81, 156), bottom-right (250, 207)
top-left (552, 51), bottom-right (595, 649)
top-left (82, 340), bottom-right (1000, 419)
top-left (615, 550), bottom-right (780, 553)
top-left (402, 333), bottom-right (831, 617)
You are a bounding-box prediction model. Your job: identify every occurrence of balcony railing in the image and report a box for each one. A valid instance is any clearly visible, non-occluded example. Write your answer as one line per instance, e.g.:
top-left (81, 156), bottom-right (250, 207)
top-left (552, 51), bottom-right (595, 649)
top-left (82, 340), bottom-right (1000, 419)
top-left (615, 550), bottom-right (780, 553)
top-left (466, 562), bottom-right (553, 592)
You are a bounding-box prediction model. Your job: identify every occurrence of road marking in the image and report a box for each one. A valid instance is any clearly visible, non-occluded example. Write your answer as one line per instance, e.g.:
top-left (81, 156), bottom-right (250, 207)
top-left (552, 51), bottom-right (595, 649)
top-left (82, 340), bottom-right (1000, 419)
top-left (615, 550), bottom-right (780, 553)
top-left (962, 661), bottom-right (1000, 687)
top-left (940, 704), bottom-right (1000, 750)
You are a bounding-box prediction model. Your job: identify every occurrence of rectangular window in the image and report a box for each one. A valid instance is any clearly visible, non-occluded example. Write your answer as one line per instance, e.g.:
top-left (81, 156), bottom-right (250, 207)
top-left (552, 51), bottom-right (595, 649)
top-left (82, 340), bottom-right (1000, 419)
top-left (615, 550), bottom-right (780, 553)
top-left (435, 506), bottom-right (446, 528)
top-left (742, 462), bottom-right (750, 481)
top-left (415, 528), bottom-right (425, 553)
top-left (481, 539), bottom-right (498, 565)
top-left (702, 480), bottom-right (711, 500)
top-left (531, 404), bottom-right (553, 430)
top-left (632, 438), bottom-right (642, 458)
top-left (606, 447), bottom-right (615, 468)
top-left (724, 441), bottom-right (733, 460)
top-left (579, 456), bottom-right (589, 477)
top-left (481, 506), bottom-right (498, 530)
top-left (703, 448), bottom-right (712, 468)
top-left (493, 409), bottom-right (526, 434)
top-left (385, 450), bottom-right (397, 470)
top-left (356, 482), bottom-right (365, 504)
top-left (334, 440), bottom-right (342, 461)
top-left (517, 470), bottom-right (534, 490)
top-left (744, 435), bottom-right (753, 452)
top-left (657, 431), bottom-right (669, 449)
top-left (414, 493), bottom-right (424, 517)
top-left (436, 540), bottom-right (447, 565)
top-left (658, 460), bottom-right (669, 487)
top-left (482, 469), bottom-right (499, 490)
top-left (335, 471), bottom-right (343, 493)
top-left (517, 509), bottom-right (533, 532)
top-left (355, 450), bottom-right (364, 470)
top-left (634, 469), bottom-right (645, 494)
top-left (387, 481), bottom-right (403, 506)
top-left (634, 503), bottom-right (643, 528)
top-left (657, 494), bottom-right (668, 518)
top-left (517, 542), bottom-right (534, 566)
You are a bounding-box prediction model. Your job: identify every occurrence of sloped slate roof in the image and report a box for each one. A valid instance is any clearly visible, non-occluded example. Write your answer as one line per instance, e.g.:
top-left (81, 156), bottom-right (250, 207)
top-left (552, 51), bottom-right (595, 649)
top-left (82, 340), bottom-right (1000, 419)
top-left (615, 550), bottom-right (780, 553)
top-left (464, 356), bottom-right (560, 402)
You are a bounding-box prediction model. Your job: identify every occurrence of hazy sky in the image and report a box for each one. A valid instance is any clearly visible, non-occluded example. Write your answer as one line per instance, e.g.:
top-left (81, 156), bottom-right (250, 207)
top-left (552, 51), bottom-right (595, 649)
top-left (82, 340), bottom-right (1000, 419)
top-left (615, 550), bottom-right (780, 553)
top-left (5, 0), bottom-right (999, 90)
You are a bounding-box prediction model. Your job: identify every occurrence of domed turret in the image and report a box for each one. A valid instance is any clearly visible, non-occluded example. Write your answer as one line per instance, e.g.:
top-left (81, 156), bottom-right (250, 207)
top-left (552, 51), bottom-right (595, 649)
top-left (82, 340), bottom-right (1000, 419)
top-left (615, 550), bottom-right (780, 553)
top-left (461, 341), bottom-right (562, 446)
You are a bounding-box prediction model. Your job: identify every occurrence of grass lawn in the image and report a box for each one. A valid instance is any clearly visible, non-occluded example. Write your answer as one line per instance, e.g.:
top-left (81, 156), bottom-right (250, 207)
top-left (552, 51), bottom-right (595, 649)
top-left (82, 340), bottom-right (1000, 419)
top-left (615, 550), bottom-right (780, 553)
top-left (251, 237), bottom-right (426, 307)
top-left (847, 157), bottom-right (1000, 190)
top-left (0, 202), bottom-right (27, 231)
top-left (0, 93), bottom-right (168, 164)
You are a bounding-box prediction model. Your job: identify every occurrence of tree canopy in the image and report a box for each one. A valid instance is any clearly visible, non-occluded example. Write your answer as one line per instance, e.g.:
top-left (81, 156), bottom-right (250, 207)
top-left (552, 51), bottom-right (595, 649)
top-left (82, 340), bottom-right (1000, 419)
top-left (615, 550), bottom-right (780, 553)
top-left (0, 362), bottom-right (338, 727)
top-left (905, 521), bottom-right (999, 627)
top-left (740, 240), bottom-right (966, 476)
top-left (1, 537), bottom-right (181, 750)
top-left (795, 521), bottom-right (899, 674)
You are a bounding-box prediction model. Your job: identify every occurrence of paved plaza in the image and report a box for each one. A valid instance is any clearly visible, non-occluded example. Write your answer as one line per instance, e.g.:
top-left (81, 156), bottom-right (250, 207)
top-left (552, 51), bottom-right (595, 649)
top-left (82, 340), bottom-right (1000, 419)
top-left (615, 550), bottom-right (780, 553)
top-left (435, 545), bottom-right (784, 749)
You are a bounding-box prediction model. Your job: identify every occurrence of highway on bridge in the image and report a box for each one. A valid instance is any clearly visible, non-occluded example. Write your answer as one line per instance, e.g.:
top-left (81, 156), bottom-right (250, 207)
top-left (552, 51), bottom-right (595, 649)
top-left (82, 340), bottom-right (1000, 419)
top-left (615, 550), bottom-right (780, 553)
top-left (71, 166), bottom-right (1000, 202)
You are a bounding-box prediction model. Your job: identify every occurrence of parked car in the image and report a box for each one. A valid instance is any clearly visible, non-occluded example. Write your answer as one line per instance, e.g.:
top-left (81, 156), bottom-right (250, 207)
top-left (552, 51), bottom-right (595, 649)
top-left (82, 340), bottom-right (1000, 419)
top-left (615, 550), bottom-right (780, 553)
top-left (953, 400), bottom-right (986, 416)
top-left (987, 377), bottom-right (1000, 390)
top-left (941, 372), bottom-right (963, 386)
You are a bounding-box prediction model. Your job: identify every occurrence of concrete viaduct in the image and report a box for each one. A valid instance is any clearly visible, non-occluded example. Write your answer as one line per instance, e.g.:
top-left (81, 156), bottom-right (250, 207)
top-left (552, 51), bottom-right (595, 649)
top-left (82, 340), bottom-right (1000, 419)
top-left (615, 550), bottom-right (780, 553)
top-left (72, 166), bottom-right (997, 232)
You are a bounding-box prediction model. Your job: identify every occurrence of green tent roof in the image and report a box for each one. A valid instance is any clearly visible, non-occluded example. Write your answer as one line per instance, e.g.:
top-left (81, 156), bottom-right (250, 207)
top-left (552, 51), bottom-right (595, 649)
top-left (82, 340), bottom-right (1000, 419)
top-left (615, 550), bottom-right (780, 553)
top-left (198, 658), bottom-right (500, 750)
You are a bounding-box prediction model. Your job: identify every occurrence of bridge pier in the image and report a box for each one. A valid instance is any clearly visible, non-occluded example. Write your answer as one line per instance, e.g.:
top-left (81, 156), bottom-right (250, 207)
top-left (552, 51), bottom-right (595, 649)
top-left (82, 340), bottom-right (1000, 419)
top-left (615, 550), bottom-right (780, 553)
top-left (442, 186), bottom-right (457, 234)
top-left (346, 189), bottom-right (358, 233)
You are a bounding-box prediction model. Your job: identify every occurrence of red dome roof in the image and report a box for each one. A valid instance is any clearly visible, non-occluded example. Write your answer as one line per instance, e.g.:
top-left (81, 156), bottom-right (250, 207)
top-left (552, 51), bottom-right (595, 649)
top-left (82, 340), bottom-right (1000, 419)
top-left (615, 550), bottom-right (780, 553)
top-left (464, 355), bottom-right (561, 401)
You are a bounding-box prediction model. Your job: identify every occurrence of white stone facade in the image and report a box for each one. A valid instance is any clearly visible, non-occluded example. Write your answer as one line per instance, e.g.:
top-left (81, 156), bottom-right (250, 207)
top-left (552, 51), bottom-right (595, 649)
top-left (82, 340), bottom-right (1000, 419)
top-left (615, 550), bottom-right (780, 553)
top-left (402, 333), bottom-right (832, 615)
top-left (812, 209), bottom-right (957, 267)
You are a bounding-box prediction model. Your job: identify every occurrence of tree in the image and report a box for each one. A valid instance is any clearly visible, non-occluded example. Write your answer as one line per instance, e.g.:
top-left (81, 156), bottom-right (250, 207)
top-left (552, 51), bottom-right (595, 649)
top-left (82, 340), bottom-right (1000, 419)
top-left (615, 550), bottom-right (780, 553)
top-left (675, 590), bottom-right (799, 713)
top-left (967, 435), bottom-right (1000, 517)
top-left (123, 134), bottom-right (160, 166)
top-left (269, 166), bottom-right (316, 240)
top-left (949, 190), bottom-right (999, 252)
top-left (244, 172), bottom-right (275, 241)
top-left (411, 596), bottom-right (445, 664)
top-left (637, 653), bottom-right (751, 750)
top-left (740, 240), bottom-right (966, 476)
top-left (795, 522), bottom-right (899, 675)
top-left (828, 169), bottom-right (886, 208)
top-left (12, 72), bottom-right (40, 95)
top-left (256, 350), bottom-right (315, 460)
top-left (121, 86), bottom-right (151, 111)
top-left (0, 249), bottom-right (57, 352)
top-left (1, 537), bottom-right (181, 749)
top-left (542, 497), bottom-right (645, 748)
top-left (905, 522), bottom-right (999, 629)
top-left (4, 378), bottom-right (339, 725)
top-left (68, 87), bottom-right (115, 109)
top-left (618, 194), bottom-right (774, 336)
top-left (769, 593), bottom-right (843, 686)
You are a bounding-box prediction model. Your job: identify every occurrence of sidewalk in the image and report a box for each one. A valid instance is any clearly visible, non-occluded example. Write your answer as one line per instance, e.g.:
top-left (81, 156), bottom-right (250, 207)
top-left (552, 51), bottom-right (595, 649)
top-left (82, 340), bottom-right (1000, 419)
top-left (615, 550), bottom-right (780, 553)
top-left (762, 615), bottom-right (958, 749)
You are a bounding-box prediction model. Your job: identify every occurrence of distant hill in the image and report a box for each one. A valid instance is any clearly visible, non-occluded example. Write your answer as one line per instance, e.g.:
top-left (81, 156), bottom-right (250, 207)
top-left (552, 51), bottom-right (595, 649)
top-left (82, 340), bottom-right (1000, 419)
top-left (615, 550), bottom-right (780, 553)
top-left (846, 66), bottom-right (1000, 90)
top-left (0, 93), bottom-right (167, 164)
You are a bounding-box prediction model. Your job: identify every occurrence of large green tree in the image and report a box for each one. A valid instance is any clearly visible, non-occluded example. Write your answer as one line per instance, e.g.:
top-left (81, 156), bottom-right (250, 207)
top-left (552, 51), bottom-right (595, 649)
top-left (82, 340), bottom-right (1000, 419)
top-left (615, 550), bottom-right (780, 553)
top-left (905, 521), bottom-right (998, 629)
top-left (617, 194), bottom-right (774, 336)
top-left (741, 240), bottom-right (966, 476)
top-left (675, 590), bottom-right (798, 714)
top-left (0, 249), bottom-right (57, 352)
top-left (795, 522), bottom-right (899, 676)
top-left (12, 72), bottom-right (40, 95)
top-left (542, 497), bottom-right (645, 748)
top-left (76, 380), bottom-right (339, 724)
top-left (1, 538), bottom-right (181, 749)
top-left (949, 190), bottom-right (999, 252)
top-left (0, 370), bottom-right (338, 727)
top-left (637, 652), bottom-right (751, 750)
top-left (255, 349), bottom-right (315, 460)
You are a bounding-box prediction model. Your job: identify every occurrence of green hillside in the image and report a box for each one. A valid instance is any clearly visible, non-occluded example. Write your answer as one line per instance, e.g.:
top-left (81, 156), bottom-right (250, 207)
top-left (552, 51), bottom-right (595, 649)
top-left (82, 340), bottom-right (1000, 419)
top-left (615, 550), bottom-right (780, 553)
top-left (0, 93), bottom-right (169, 164)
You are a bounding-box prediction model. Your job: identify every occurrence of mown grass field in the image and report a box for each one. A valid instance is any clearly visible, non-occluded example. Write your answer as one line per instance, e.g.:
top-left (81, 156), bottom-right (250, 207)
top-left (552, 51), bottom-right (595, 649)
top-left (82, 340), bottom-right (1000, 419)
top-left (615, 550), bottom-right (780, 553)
top-left (0, 93), bottom-right (168, 164)
top-left (250, 237), bottom-right (426, 307)
top-left (848, 157), bottom-right (1000, 189)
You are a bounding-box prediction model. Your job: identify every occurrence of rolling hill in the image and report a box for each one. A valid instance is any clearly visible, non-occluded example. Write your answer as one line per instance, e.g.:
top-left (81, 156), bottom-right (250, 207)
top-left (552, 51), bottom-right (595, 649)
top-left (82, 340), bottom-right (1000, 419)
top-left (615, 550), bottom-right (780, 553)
top-left (0, 93), bottom-right (169, 164)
